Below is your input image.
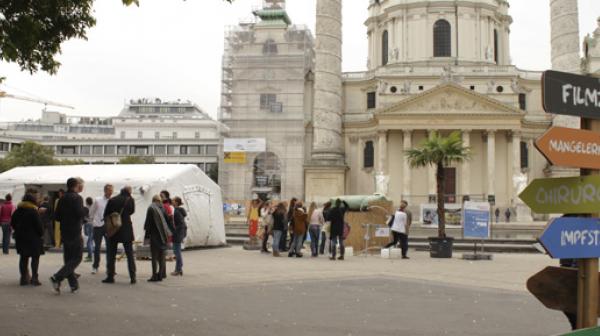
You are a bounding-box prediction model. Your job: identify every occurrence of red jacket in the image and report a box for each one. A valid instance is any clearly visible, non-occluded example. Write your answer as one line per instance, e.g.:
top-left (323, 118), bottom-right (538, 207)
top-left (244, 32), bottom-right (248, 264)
top-left (0, 201), bottom-right (15, 224)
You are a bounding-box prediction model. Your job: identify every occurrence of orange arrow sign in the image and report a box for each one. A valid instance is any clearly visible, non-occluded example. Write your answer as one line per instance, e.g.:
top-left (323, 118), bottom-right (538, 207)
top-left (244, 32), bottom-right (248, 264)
top-left (535, 127), bottom-right (600, 170)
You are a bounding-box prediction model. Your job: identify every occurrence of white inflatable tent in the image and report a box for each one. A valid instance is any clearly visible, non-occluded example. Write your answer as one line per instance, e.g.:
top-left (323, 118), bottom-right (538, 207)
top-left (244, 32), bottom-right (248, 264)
top-left (0, 164), bottom-right (226, 248)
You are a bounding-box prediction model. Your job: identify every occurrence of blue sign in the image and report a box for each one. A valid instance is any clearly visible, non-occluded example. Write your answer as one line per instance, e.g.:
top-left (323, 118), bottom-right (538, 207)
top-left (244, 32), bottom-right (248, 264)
top-left (539, 217), bottom-right (600, 259)
top-left (463, 202), bottom-right (490, 239)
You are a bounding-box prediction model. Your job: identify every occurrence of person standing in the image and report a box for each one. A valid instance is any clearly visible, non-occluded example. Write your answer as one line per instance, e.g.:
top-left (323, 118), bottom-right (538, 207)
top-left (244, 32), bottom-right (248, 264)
top-left (11, 190), bottom-right (44, 286)
top-left (145, 195), bottom-right (173, 282)
top-left (89, 184), bottom-right (113, 275)
top-left (171, 196), bottom-right (187, 276)
top-left (505, 208), bottom-right (511, 223)
top-left (284, 198), bottom-right (297, 252)
top-left (259, 201), bottom-right (272, 253)
top-left (247, 199), bottom-right (262, 245)
top-left (494, 208), bottom-right (500, 223)
top-left (50, 178), bottom-right (86, 294)
top-left (308, 202), bottom-right (324, 257)
top-left (319, 202), bottom-right (332, 256)
top-left (38, 196), bottom-right (53, 248)
top-left (288, 203), bottom-right (308, 258)
top-left (83, 197), bottom-right (93, 263)
top-left (53, 189), bottom-right (65, 248)
top-left (328, 199), bottom-right (349, 261)
top-left (271, 202), bottom-right (286, 257)
top-left (102, 186), bottom-right (136, 284)
top-left (1, 193), bottom-right (15, 254)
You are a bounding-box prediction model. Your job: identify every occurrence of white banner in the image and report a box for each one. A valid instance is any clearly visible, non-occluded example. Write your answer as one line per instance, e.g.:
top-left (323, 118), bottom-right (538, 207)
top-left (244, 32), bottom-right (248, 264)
top-left (223, 138), bottom-right (266, 153)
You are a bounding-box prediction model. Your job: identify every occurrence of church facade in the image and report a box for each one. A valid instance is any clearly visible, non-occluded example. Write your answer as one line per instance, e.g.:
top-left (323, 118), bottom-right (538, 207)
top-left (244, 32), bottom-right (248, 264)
top-left (219, 0), bottom-right (595, 221)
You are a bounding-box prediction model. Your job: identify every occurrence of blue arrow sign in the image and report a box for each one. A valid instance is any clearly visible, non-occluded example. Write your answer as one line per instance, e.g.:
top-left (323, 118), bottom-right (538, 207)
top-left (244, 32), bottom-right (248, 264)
top-left (539, 218), bottom-right (600, 259)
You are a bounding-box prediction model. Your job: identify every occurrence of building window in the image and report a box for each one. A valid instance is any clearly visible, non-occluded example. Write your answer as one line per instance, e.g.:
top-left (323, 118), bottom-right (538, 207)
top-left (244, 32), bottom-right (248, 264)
top-left (520, 141), bottom-right (529, 169)
top-left (263, 39), bottom-right (278, 55)
top-left (58, 146), bottom-right (77, 155)
top-left (433, 19), bottom-right (451, 57)
top-left (494, 29), bottom-right (499, 64)
top-left (167, 145), bottom-right (178, 155)
top-left (172, 132), bottom-right (178, 139)
top-left (519, 93), bottom-right (527, 110)
top-left (206, 145), bottom-right (218, 155)
top-left (195, 131), bottom-right (200, 139)
top-left (154, 145), bottom-right (166, 155)
top-left (260, 94), bottom-right (277, 109)
top-left (180, 145), bottom-right (188, 155)
top-left (363, 141), bottom-right (374, 168)
top-left (188, 145), bottom-right (200, 155)
top-left (80, 146), bottom-right (91, 155)
top-left (367, 92), bottom-right (376, 109)
top-left (155, 131), bottom-right (160, 139)
top-left (92, 146), bottom-right (103, 155)
top-left (104, 146), bottom-right (115, 155)
top-left (382, 30), bottom-right (389, 66)
top-left (120, 131), bottom-right (125, 139)
top-left (131, 146), bottom-right (149, 155)
top-left (137, 131), bottom-right (143, 139)
top-left (117, 146), bottom-right (128, 155)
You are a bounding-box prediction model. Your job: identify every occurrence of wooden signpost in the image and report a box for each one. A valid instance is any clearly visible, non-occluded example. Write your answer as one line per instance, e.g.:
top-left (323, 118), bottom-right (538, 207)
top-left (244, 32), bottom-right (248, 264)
top-left (535, 127), bottom-right (600, 170)
top-left (526, 70), bottom-right (600, 331)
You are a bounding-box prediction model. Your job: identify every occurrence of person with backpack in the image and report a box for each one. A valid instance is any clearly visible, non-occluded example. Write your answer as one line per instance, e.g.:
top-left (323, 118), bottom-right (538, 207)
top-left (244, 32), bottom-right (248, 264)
top-left (328, 199), bottom-right (349, 261)
top-left (1, 193), bottom-right (15, 254)
top-left (102, 186), bottom-right (136, 285)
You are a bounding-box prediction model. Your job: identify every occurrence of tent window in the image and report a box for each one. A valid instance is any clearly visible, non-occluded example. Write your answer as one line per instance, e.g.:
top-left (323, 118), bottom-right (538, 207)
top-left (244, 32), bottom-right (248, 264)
top-left (382, 30), bottom-right (389, 66)
top-left (433, 19), bottom-right (451, 57)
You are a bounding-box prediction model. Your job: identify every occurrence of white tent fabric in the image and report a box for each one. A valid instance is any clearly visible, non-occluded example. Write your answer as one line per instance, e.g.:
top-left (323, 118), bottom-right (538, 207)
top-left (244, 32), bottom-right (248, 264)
top-left (0, 164), bottom-right (226, 248)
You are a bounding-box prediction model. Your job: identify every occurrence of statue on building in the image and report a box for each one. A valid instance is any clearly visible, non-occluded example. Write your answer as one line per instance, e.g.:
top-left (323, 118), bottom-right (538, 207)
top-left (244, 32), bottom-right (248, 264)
top-left (374, 172), bottom-right (390, 196)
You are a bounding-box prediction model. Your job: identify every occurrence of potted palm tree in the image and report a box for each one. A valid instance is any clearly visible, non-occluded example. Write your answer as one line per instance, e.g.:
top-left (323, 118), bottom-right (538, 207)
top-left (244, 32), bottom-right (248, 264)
top-left (406, 131), bottom-right (471, 258)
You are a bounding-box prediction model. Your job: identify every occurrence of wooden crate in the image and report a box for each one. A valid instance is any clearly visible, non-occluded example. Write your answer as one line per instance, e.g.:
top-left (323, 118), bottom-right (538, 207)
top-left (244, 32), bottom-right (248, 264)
top-left (343, 200), bottom-right (393, 255)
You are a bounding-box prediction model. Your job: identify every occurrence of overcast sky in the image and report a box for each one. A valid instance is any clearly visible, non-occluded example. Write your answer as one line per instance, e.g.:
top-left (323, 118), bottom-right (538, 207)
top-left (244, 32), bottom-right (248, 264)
top-left (0, 0), bottom-right (599, 122)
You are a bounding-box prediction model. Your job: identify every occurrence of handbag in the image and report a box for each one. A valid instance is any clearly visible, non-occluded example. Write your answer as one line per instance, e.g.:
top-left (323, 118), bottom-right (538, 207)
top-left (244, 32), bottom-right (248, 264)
top-left (105, 198), bottom-right (129, 238)
top-left (342, 221), bottom-right (351, 240)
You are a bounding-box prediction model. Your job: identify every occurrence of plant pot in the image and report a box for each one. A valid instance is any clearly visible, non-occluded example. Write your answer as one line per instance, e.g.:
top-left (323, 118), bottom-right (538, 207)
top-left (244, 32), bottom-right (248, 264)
top-left (429, 237), bottom-right (454, 258)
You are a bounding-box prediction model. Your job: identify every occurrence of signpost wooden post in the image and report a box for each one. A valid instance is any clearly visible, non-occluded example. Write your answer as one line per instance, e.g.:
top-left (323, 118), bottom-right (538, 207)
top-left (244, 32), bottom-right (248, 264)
top-left (535, 70), bottom-right (600, 330)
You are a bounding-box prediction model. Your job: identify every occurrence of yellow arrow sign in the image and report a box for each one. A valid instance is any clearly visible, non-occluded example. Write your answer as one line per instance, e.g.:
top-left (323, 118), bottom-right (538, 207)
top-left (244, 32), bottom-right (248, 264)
top-left (519, 176), bottom-right (600, 214)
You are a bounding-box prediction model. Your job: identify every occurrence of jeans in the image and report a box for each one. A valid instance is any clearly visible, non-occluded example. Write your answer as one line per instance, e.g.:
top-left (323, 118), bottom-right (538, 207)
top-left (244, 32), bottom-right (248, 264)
top-left (278, 228), bottom-right (287, 251)
top-left (150, 244), bottom-right (166, 279)
top-left (173, 242), bottom-right (183, 273)
top-left (84, 223), bottom-right (94, 258)
top-left (330, 234), bottom-right (345, 259)
top-left (92, 227), bottom-right (107, 269)
top-left (20, 255), bottom-right (40, 280)
top-left (385, 231), bottom-right (401, 248)
top-left (261, 226), bottom-right (270, 252)
top-left (272, 230), bottom-right (282, 253)
top-left (309, 225), bottom-right (321, 256)
top-left (53, 238), bottom-right (83, 288)
top-left (1, 222), bottom-right (11, 254)
top-left (319, 231), bottom-right (327, 255)
top-left (106, 240), bottom-right (136, 280)
top-left (288, 233), bottom-right (304, 256)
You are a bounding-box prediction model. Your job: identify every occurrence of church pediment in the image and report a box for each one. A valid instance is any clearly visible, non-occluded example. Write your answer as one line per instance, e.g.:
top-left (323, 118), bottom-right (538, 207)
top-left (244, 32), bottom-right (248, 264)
top-left (379, 83), bottom-right (524, 116)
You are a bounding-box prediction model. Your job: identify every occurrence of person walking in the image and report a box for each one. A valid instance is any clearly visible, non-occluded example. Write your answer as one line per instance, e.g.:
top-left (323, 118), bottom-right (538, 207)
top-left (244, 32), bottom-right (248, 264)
top-left (494, 208), bottom-right (500, 223)
top-left (271, 202), bottom-right (286, 257)
top-left (50, 178), bottom-right (86, 294)
top-left (288, 203), bottom-right (308, 258)
top-left (53, 189), bottom-right (65, 249)
top-left (83, 197), bottom-right (93, 263)
top-left (102, 186), bottom-right (136, 284)
top-left (259, 201), bottom-right (272, 253)
top-left (89, 184), bottom-right (113, 275)
top-left (1, 193), bottom-right (15, 254)
top-left (308, 202), bottom-right (324, 257)
top-left (171, 196), bottom-right (187, 276)
top-left (384, 202), bottom-right (410, 259)
top-left (11, 190), bottom-right (44, 286)
top-left (328, 199), bottom-right (349, 261)
top-left (319, 202), bottom-right (332, 256)
top-left (145, 195), bottom-right (173, 282)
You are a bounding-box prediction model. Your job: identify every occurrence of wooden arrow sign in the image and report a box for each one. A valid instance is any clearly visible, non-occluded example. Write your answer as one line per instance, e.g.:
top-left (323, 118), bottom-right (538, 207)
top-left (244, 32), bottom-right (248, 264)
top-left (527, 266), bottom-right (600, 315)
top-left (519, 176), bottom-right (600, 214)
top-left (535, 127), bottom-right (600, 170)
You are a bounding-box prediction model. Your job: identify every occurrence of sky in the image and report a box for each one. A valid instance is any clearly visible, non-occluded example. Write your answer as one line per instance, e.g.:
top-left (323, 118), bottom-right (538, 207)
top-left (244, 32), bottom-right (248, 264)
top-left (0, 0), bottom-right (599, 122)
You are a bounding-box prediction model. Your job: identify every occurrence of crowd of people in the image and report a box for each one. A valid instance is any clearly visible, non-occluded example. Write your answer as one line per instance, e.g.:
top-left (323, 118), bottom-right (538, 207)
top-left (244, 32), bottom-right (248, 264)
top-left (0, 177), bottom-right (188, 293)
top-left (247, 197), bottom-right (412, 260)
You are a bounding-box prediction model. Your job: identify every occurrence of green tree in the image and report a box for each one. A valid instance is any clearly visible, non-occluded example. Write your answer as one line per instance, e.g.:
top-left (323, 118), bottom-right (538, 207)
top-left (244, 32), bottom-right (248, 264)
top-left (405, 131), bottom-right (471, 238)
top-left (1, 0), bottom-right (233, 74)
top-left (208, 163), bottom-right (218, 183)
top-left (0, 141), bottom-right (55, 172)
top-left (119, 156), bottom-right (155, 164)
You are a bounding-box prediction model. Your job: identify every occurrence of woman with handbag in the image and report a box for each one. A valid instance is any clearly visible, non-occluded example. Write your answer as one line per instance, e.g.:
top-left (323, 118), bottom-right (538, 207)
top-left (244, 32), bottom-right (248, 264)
top-left (144, 195), bottom-right (173, 282)
top-left (11, 190), bottom-right (44, 286)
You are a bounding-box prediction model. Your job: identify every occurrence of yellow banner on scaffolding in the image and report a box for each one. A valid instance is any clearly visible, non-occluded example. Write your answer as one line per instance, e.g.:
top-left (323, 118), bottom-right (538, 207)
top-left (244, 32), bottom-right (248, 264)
top-left (224, 152), bottom-right (246, 164)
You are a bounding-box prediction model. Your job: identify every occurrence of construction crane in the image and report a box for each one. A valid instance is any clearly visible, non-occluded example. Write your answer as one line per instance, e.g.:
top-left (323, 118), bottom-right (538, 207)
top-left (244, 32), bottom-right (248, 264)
top-left (0, 90), bottom-right (74, 110)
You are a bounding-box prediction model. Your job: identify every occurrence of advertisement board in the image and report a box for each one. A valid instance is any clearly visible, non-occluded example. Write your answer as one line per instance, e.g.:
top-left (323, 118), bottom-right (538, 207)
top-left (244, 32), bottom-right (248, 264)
top-left (223, 138), bottom-right (266, 153)
top-left (463, 201), bottom-right (491, 239)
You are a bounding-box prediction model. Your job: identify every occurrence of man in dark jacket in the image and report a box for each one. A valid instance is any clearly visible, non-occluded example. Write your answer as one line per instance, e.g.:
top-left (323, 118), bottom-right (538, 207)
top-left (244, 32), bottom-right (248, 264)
top-left (50, 178), bottom-right (86, 294)
top-left (102, 186), bottom-right (136, 284)
top-left (328, 199), bottom-right (349, 261)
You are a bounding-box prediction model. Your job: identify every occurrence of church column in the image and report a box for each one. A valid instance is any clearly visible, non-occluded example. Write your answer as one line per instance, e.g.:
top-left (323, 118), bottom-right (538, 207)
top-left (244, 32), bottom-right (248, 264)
top-left (428, 130), bottom-right (437, 198)
top-left (486, 130), bottom-right (496, 199)
top-left (377, 130), bottom-right (388, 174)
top-left (461, 130), bottom-right (471, 198)
top-left (512, 131), bottom-right (522, 188)
top-left (402, 130), bottom-right (412, 199)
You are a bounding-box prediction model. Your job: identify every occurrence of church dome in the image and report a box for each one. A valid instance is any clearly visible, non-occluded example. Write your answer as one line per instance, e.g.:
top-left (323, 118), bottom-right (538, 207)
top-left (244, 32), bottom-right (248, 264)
top-left (365, 0), bottom-right (512, 69)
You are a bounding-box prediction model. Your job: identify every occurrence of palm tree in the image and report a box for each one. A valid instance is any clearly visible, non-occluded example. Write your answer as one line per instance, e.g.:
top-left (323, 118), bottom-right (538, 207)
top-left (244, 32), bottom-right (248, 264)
top-left (406, 131), bottom-right (471, 238)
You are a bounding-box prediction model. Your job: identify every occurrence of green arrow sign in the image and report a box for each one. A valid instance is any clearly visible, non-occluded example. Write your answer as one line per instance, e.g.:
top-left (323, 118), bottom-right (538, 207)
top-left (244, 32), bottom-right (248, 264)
top-left (519, 176), bottom-right (600, 214)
